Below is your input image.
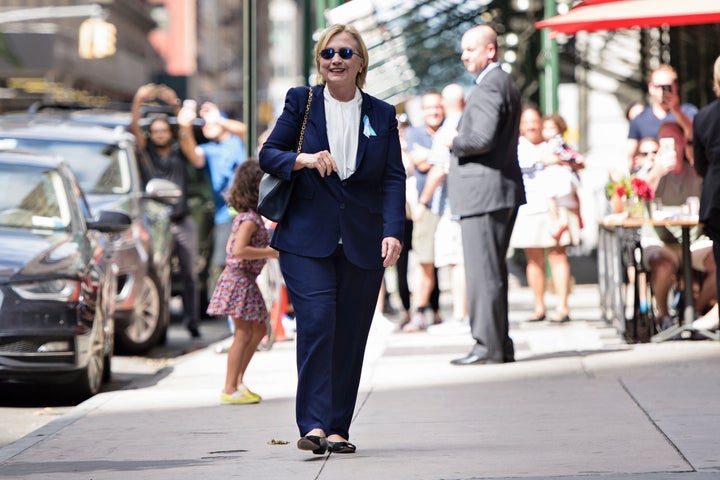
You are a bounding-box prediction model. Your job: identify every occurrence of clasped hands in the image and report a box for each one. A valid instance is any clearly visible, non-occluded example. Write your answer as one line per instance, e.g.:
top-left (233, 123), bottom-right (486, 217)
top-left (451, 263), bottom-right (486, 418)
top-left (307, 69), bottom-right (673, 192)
top-left (297, 150), bottom-right (338, 177)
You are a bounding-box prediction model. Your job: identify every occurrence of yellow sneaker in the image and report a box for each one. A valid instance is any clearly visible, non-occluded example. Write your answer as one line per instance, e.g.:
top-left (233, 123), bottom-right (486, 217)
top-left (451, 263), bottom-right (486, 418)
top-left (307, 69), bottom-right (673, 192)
top-left (220, 389), bottom-right (261, 405)
top-left (239, 384), bottom-right (262, 401)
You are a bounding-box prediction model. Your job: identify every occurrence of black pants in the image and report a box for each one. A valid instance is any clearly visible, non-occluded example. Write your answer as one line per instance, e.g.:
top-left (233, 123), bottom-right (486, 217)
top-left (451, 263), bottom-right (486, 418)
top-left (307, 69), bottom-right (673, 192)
top-left (171, 216), bottom-right (199, 329)
top-left (704, 219), bottom-right (720, 308)
top-left (396, 219), bottom-right (413, 311)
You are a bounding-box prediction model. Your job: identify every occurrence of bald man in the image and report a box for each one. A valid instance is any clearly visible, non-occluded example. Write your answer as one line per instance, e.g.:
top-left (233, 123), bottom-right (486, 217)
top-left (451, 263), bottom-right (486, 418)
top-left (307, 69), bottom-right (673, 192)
top-left (447, 25), bottom-right (525, 365)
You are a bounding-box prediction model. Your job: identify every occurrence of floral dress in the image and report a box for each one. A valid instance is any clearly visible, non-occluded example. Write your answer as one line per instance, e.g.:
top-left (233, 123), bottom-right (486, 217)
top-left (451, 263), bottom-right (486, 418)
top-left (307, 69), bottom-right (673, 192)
top-left (206, 209), bottom-right (270, 323)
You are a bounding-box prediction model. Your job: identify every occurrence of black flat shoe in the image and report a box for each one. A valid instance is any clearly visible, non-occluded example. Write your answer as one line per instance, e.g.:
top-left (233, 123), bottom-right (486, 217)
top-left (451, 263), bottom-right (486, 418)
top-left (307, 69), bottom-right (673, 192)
top-left (527, 313), bottom-right (546, 322)
top-left (328, 441), bottom-right (356, 453)
top-left (297, 435), bottom-right (328, 454)
top-left (550, 314), bottom-right (571, 324)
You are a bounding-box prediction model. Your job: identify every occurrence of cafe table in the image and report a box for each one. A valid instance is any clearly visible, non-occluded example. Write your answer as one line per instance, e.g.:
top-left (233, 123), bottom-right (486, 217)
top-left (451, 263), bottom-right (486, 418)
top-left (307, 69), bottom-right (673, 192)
top-left (599, 214), bottom-right (719, 342)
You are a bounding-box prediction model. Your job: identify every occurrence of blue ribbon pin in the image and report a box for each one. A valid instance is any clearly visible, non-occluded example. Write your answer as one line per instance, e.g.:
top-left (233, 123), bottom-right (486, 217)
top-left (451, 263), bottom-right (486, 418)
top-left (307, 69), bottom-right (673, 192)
top-left (363, 115), bottom-right (376, 137)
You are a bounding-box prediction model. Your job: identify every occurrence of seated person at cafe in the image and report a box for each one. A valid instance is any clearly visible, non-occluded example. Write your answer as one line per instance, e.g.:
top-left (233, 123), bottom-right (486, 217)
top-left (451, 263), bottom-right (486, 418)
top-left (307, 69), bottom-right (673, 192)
top-left (639, 122), bottom-right (714, 330)
top-left (631, 137), bottom-right (659, 175)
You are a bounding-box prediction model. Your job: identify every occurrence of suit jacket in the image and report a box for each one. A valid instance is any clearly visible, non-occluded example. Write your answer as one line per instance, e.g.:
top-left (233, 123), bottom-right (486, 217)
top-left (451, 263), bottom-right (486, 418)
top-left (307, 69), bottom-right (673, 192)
top-left (448, 66), bottom-right (526, 217)
top-left (259, 85), bottom-right (406, 270)
top-left (693, 98), bottom-right (720, 223)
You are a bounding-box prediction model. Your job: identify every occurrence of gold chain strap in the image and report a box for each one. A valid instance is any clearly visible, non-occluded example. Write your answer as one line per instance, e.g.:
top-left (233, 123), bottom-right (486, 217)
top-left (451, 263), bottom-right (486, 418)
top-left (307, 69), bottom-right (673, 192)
top-left (296, 87), bottom-right (313, 153)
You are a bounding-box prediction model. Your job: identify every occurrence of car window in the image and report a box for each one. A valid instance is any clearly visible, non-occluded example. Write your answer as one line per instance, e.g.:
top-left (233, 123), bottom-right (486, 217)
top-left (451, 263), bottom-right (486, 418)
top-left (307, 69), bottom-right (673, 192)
top-left (4, 138), bottom-right (131, 195)
top-left (0, 165), bottom-right (70, 230)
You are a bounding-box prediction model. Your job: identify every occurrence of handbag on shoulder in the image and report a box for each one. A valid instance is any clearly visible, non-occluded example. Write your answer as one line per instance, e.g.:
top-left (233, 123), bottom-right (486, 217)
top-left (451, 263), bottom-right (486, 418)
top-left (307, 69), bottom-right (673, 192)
top-left (257, 87), bottom-right (312, 222)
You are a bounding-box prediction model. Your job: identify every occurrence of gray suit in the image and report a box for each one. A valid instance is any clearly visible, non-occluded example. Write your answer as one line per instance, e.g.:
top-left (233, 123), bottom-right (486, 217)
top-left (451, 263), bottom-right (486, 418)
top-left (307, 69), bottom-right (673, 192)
top-left (448, 64), bottom-right (525, 362)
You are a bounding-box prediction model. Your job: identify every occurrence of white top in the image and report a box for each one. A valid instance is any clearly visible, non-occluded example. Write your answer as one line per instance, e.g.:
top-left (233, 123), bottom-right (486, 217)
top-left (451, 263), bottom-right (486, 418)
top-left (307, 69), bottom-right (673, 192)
top-left (517, 136), bottom-right (548, 215)
top-left (325, 87), bottom-right (362, 180)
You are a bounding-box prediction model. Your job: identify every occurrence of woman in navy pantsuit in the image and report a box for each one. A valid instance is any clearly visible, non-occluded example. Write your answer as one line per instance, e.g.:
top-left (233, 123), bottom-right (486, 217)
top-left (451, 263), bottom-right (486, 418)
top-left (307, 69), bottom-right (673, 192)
top-left (259, 24), bottom-right (405, 455)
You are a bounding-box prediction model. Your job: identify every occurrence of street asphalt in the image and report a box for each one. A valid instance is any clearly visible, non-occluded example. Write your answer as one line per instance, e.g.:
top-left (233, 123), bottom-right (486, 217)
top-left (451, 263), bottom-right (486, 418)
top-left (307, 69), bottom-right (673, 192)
top-left (1, 278), bottom-right (719, 479)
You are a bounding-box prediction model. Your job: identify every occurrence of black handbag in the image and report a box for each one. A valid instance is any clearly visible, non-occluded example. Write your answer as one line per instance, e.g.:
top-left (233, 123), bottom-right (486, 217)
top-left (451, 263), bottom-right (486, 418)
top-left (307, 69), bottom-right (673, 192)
top-left (257, 87), bottom-right (312, 222)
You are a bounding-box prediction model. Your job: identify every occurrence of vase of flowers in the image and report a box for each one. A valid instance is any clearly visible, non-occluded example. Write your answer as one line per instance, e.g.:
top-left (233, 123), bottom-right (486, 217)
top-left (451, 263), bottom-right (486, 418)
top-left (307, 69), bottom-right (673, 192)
top-left (606, 175), bottom-right (654, 217)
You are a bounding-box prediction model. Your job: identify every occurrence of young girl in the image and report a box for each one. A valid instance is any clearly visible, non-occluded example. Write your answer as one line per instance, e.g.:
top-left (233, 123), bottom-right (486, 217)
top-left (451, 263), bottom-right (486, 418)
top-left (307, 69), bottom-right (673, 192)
top-left (540, 114), bottom-right (584, 241)
top-left (207, 158), bottom-right (279, 404)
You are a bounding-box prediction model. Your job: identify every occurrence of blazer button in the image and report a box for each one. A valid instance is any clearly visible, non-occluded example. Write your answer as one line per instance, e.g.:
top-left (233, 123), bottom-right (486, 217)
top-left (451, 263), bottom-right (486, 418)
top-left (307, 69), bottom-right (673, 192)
top-left (342, 181), bottom-right (348, 187)
top-left (339, 203), bottom-right (346, 209)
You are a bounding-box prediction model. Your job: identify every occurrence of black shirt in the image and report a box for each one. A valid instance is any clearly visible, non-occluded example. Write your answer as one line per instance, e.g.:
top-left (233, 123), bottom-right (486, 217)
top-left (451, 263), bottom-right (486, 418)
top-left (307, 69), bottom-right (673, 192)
top-left (146, 142), bottom-right (190, 221)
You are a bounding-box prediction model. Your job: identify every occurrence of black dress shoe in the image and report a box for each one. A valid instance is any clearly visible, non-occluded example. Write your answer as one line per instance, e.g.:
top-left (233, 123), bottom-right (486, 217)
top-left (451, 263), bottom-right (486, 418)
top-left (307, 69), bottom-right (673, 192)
top-left (328, 441), bottom-right (356, 453)
top-left (450, 353), bottom-right (502, 365)
top-left (297, 435), bottom-right (328, 454)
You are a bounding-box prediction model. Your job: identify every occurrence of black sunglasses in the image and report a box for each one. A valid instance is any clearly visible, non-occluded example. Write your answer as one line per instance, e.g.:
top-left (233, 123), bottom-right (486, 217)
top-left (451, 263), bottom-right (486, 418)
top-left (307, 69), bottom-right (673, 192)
top-left (319, 48), bottom-right (361, 60)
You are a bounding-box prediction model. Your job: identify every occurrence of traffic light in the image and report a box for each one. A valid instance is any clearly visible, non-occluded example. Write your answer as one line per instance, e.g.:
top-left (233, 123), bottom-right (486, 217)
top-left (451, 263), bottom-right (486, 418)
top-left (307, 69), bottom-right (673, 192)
top-left (78, 18), bottom-right (117, 59)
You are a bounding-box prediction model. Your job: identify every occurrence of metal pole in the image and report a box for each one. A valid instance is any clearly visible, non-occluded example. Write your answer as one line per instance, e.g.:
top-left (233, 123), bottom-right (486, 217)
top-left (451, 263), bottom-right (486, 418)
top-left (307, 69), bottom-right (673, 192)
top-left (243, 0), bottom-right (257, 155)
top-left (315, 0), bottom-right (327, 32)
top-left (302, 0), bottom-right (313, 86)
top-left (540, 0), bottom-right (559, 114)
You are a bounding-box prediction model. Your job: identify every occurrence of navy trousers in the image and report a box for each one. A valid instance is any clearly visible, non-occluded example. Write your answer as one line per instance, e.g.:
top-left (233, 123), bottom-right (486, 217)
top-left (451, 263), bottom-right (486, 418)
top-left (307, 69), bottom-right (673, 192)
top-left (279, 246), bottom-right (383, 440)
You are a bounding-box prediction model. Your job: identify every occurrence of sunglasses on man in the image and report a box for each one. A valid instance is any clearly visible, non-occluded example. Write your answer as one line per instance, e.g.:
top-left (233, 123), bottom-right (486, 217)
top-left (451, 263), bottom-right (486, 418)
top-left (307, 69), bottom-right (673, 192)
top-left (319, 48), bottom-right (362, 60)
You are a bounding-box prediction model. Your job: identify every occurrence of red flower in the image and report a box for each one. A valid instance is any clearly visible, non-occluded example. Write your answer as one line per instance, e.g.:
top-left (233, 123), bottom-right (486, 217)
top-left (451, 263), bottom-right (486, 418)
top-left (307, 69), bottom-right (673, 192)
top-left (614, 184), bottom-right (626, 198)
top-left (630, 176), bottom-right (654, 200)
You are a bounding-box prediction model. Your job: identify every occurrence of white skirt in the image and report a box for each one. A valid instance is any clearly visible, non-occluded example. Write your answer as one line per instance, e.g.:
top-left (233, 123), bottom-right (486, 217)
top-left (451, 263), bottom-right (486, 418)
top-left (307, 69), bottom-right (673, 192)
top-left (509, 206), bottom-right (580, 249)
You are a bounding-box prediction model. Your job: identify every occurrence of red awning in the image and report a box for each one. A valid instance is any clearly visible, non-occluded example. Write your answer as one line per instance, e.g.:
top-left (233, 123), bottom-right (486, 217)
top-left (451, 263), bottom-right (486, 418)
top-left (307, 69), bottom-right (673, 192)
top-left (536, 0), bottom-right (720, 36)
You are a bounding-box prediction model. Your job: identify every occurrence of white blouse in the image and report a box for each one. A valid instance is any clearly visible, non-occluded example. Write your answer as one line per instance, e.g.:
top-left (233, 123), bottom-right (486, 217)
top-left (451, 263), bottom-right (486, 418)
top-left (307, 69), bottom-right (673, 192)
top-left (325, 87), bottom-right (362, 180)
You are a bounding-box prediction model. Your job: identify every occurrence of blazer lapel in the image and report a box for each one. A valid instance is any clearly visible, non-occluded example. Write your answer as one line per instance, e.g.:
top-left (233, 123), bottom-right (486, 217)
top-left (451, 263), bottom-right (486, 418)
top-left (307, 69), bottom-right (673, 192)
top-left (355, 91), bottom-right (371, 171)
top-left (309, 86), bottom-right (330, 152)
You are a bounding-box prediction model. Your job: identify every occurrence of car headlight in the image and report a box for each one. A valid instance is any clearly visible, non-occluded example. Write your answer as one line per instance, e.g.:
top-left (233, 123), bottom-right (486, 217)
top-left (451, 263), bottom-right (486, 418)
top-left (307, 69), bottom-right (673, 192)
top-left (12, 279), bottom-right (80, 301)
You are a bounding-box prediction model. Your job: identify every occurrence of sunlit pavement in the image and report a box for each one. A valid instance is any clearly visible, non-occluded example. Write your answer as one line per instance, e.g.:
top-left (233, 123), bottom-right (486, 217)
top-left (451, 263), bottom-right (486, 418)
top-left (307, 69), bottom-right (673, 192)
top-left (1, 282), bottom-right (719, 479)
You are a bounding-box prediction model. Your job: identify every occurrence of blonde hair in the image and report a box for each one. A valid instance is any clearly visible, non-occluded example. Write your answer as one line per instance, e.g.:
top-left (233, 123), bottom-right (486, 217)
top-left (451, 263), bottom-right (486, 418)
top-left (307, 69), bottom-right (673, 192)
top-left (714, 55), bottom-right (720, 97)
top-left (314, 24), bottom-right (368, 89)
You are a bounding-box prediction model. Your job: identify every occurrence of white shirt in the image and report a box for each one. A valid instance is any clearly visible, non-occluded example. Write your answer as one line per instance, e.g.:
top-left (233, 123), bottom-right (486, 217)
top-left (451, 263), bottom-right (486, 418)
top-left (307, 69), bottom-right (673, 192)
top-left (475, 62), bottom-right (501, 85)
top-left (325, 87), bottom-right (362, 180)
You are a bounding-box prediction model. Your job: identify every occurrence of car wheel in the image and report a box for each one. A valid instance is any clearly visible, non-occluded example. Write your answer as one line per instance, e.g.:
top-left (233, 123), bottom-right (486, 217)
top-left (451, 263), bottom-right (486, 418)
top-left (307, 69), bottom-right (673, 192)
top-left (72, 323), bottom-right (105, 400)
top-left (116, 271), bottom-right (165, 355)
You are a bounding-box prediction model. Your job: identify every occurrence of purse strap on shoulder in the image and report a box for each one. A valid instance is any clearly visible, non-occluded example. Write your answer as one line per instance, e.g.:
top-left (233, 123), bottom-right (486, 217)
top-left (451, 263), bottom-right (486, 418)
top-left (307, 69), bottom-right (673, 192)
top-left (297, 87), bottom-right (313, 153)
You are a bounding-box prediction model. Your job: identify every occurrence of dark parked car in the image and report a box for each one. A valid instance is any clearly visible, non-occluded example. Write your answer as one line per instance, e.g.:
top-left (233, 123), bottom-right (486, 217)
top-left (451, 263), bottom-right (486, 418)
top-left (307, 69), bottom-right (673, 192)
top-left (0, 150), bottom-right (131, 399)
top-left (0, 117), bottom-right (179, 354)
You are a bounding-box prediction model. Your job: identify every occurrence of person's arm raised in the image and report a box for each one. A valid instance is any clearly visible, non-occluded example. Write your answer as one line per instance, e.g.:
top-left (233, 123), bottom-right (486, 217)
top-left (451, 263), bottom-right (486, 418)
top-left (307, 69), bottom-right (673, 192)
top-left (177, 107), bottom-right (205, 169)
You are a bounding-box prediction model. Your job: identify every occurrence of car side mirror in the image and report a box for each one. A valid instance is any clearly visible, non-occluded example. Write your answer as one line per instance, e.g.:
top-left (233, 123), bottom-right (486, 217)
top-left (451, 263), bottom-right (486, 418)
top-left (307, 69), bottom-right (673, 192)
top-left (145, 178), bottom-right (181, 205)
top-left (87, 210), bottom-right (132, 233)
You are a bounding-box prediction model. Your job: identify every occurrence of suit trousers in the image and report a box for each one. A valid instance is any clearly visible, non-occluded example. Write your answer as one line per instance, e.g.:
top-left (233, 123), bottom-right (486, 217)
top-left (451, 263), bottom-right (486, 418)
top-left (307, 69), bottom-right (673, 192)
top-left (460, 208), bottom-right (518, 362)
top-left (170, 216), bottom-right (199, 329)
top-left (279, 246), bottom-right (384, 439)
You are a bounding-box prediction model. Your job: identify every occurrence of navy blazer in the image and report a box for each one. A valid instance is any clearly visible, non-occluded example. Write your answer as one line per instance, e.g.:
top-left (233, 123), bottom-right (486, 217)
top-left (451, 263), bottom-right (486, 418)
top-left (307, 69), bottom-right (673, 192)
top-left (693, 98), bottom-right (720, 223)
top-left (259, 85), bottom-right (406, 270)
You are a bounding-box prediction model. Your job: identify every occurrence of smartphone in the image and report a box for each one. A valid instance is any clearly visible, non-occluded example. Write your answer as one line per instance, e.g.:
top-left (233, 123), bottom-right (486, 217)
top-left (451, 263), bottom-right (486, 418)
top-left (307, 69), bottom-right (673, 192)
top-left (182, 99), bottom-right (197, 112)
top-left (657, 137), bottom-right (676, 168)
top-left (659, 137), bottom-right (675, 152)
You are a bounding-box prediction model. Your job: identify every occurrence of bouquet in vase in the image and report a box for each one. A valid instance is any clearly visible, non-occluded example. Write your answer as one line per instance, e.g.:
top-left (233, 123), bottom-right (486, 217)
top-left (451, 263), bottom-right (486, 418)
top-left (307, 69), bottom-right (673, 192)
top-left (606, 175), bottom-right (654, 216)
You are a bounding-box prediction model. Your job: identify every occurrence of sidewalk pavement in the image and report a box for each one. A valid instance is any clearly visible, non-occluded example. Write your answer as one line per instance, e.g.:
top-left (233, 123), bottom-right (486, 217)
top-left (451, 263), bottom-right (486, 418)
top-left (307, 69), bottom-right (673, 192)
top-left (1, 283), bottom-right (719, 480)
